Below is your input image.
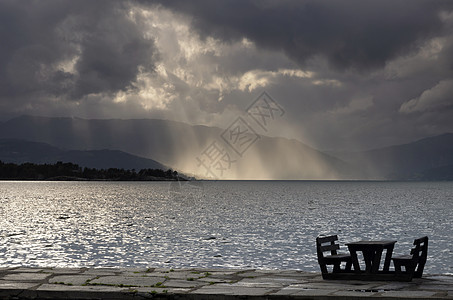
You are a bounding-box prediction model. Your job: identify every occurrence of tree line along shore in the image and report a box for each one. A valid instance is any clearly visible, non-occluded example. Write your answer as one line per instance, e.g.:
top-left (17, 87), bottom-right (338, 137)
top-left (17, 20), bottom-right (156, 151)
top-left (0, 160), bottom-right (182, 181)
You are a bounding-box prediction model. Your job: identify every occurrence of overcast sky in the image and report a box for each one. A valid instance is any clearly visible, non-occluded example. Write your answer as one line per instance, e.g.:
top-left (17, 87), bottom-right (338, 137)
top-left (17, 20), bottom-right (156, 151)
top-left (1, 0), bottom-right (452, 151)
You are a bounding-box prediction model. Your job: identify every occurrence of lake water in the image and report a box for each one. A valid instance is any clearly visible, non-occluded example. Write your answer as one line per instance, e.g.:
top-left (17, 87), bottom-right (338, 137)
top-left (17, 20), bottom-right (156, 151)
top-left (0, 181), bottom-right (452, 274)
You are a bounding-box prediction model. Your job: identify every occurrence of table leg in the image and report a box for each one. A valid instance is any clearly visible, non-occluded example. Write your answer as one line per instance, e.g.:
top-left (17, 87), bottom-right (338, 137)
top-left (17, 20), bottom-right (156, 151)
top-left (371, 249), bottom-right (383, 273)
top-left (383, 244), bottom-right (394, 272)
top-left (350, 250), bottom-right (361, 273)
top-left (362, 249), bottom-right (375, 273)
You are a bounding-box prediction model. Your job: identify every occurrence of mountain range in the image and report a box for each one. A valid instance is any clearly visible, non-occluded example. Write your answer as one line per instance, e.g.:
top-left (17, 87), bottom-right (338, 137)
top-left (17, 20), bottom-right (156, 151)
top-left (0, 139), bottom-right (166, 171)
top-left (331, 133), bottom-right (453, 180)
top-left (0, 115), bottom-right (452, 180)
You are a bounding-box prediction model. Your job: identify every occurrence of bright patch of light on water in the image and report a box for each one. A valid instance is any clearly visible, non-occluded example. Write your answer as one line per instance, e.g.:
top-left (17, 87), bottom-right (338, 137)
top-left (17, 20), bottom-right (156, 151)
top-left (0, 181), bottom-right (452, 274)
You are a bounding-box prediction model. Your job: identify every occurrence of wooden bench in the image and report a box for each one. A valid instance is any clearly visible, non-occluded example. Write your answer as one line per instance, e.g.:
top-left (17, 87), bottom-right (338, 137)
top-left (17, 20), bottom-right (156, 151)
top-left (392, 236), bottom-right (428, 280)
top-left (316, 235), bottom-right (352, 279)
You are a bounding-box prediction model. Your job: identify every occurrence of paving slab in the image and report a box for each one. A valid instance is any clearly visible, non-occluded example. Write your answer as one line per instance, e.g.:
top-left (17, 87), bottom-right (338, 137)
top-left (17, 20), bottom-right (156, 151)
top-left (116, 267), bottom-right (150, 273)
top-left (82, 269), bottom-right (118, 276)
top-left (224, 279), bottom-right (287, 288)
top-left (36, 284), bottom-right (133, 300)
top-left (8, 268), bottom-right (46, 273)
top-left (0, 267), bottom-right (12, 272)
top-left (135, 287), bottom-right (192, 294)
top-left (373, 282), bottom-right (418, 290)
top-left (333, 290), bottom-right (379, 297)
top-left (37, 283), bottom-right (129, 292)
top-left (197, 270), bottom-right (239, 276)
top-left (274, 283), bottom-right (338, 292)
top-left (425, 275), bottom-right (453, 282)
top-left (241, 275), bottom-right (303, 286)
top-left (194, 284), bottom-right (276, 296)
top-left (89, 275), bottom-right (166, 287)
top-left (295, 281), bottom-right (380, 291)
top-left (381, 290), bottom-right (439, 298)
top-left (202, 272), bottom-right (239, 281)
top-left (419, 284), bottom-right (453, 291)
top-left (272, 270), bottom-right (310, 278)
top-left (198, 277), bottom-right (234, 284)
top-left (164, 279), bottom-right (208, 288)
top-left (273, 287), bottom-right (336, 297)
top-left (194, 269), bottom-right (238, 274)
top-left (147, 270), bottom-right (205, 280)
top-left (236, 270), bottom-right (267, 278)
top-left (0, 281), bottom-right (39, 289)
top-left (43, 268), bottom-right (85, 274)
top-left (2, 272), bottom-right (51, 281)
top-left (0, 267), bottom-right (452, 299)
top-left (49, 275), bottom-right (97, 286)
top-left (121, 271), bottom-right (154, 277)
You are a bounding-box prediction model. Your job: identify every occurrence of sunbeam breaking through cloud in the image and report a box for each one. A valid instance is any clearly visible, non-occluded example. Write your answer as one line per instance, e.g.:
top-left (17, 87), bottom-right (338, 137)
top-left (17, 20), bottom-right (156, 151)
top-left (0, 0), bottom-right (452, 156)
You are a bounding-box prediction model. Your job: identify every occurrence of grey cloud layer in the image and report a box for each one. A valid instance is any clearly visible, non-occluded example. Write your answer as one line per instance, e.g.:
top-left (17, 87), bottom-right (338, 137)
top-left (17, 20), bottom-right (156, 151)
top-left (154, 0), bottom-right (450, 70)
top-left (151, 0), bottom-right (453, 149)
top-left (0, 0), bottom-right (452, 151)
top-left (0, 0), bottom-right (156, 101)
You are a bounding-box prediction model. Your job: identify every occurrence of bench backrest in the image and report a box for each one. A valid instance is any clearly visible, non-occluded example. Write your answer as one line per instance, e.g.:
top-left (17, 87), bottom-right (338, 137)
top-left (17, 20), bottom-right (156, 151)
top-left (411, 236), bottom-right (428, 257)
top-left (316, 235), bottom-right (340, 260)
top-left (411, 236), bottom-right (428, 277)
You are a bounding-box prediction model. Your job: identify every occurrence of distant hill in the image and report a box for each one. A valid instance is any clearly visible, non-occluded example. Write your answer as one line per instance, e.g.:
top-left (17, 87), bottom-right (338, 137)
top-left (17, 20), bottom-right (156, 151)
top-left (332, 133), bottom-right (453, 180)
top-left (0, 139), bottom-right (166, 170)
top-left (419, 164), bottom-right (453, 181)
top-left (3, 115), bottom-right (451, 180)
top-left (0, 115), bottom-right (356, 179)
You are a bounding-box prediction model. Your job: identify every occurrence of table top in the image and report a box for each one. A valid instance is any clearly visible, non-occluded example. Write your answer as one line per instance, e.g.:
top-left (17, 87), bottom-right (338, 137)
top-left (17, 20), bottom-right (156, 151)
top-left (346, 240), bottom-right (397, 246)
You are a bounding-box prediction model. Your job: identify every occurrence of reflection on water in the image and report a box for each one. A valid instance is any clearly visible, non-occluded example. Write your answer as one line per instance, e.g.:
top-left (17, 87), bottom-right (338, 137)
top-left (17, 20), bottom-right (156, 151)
top-left (0, 181), bottom-right (452, 274)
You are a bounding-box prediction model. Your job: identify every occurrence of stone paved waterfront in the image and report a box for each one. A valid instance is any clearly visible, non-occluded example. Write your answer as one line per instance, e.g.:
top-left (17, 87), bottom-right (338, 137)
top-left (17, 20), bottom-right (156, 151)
top-left (0, 267), bottom-right (452, 299)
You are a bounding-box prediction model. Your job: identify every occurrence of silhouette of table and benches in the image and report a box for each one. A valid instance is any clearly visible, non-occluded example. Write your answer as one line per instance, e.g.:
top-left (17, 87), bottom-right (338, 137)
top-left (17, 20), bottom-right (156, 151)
top-left (316, 235), bottom-right (428, 281)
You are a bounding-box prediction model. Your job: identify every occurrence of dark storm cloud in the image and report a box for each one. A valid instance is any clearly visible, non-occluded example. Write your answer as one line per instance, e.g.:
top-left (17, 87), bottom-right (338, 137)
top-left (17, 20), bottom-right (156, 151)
top-left (154, 0), bottom-right (451, 71)
top-left (0, 0), bottom-right (156, 101)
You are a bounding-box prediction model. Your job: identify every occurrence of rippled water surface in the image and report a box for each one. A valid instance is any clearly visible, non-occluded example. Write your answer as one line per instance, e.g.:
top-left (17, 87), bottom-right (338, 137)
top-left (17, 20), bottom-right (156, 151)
top-left (0, 181), bottom-right (452, 274)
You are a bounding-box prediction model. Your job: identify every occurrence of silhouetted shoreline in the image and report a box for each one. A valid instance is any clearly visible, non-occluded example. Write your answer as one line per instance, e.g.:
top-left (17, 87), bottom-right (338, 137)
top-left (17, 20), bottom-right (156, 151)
top-left (0, 160), bottom-right (184, 181)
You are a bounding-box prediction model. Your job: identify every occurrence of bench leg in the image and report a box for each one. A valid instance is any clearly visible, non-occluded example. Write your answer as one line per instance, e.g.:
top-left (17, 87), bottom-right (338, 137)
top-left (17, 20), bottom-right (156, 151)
top-left (406, 263), bottom-right (417, 275)
top-left (394, 260), bottom-right (417, 277)
top-left (414, 259), bottom-right (426, 278)
top-left (345, 261), bottom-right (352, 272)
top-left (394, 261), bottom-right (402, 275)
top-left (319, 263), bottom-right (328, 275)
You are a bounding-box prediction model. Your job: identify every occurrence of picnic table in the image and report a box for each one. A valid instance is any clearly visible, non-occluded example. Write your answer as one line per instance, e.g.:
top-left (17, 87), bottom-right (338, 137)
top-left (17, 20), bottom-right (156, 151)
top-left (346, 240), bottom-right (396, 274)
top-left (316, 235), bottom-right (428, 281)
